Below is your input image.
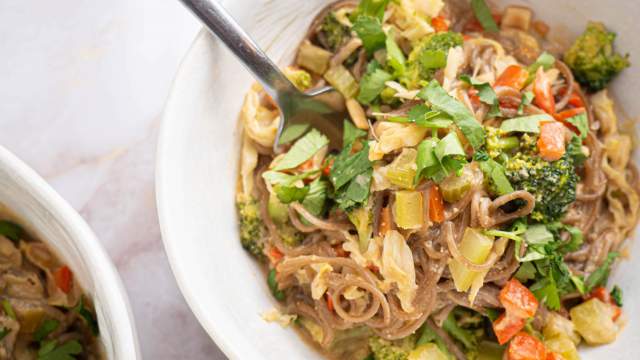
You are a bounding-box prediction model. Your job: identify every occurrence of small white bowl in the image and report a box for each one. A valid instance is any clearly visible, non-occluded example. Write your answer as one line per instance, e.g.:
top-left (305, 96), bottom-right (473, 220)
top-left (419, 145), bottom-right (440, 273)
top-left (0, 146), bottom-right (140, 359)
top-left (157, 0), bottom-right (640, 359)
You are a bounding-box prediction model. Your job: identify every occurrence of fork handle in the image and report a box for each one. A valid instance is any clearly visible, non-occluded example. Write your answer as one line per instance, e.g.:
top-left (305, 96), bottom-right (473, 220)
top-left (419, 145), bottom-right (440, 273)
top-left (179, 0), bottom-right (296, 99)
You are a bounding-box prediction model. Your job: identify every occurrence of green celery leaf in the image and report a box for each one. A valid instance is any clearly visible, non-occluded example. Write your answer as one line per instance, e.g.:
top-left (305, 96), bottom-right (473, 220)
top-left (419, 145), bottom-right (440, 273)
top-left (33, 319), bottom-right (59, 342)
top-left (274, 129), bottom-right (329, 171)
top-left (353, 16), bottom-right (386, 54)
top-left (301, 178), bottom-right (328, 217)
top-left (585, 252), bottom-right (619, 292)
top-left (517, 91), bottom-right (535, 115)
top-left (357, 62), bottom-right (393, 104)
top-left (385, 30), bottom-right (406, 76)
top-left (262, 170), bottom-right (319, 185)
top-left (477, 159), bottom-right (514, 195)
top-left (566, 112), bottom-right (589, 139)
top-left (330, 143), bottom-right (372, 190)
top-left (443, 313), bottom-right (477, 351)
top-left (528, 52), bottom-right (556, 74)
top-left (73, 297), bottom-right (99, 336)
top-left (343, 119), bottom-right (367, 146)
top-left (0, 220), bottom-right (24, 242)
top-left (524, 224), bottom-right (554, 245)
top-left (470, 0), bottom-right (499, 32)
top-left (38, 340), bottom-right (82, 360)
top-left (418, 80), bottom-right (486, 150)
top-left (274, 184), bottom-right (310, 204)
top-left (610, 285), bottom-right (623, 307)
top-left (500, 114), bottom-right (554, 133)
top-left (334, 169), bottom-right (373, 210)
top-left (351, 0), bottom-right (390, 21)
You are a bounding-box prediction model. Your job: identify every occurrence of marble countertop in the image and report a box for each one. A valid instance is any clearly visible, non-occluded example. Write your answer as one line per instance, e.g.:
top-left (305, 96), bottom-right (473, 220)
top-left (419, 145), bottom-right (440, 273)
top-left (0, 0), bottom-right (224, 358)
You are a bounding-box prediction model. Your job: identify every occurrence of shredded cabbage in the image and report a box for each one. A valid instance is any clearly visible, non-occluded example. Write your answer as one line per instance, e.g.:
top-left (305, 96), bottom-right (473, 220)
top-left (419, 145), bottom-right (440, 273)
top-left (240, 84), bottom-right (280, 148)
top-left (380, 230), bottom-right (417, 312)
top-left (261, 308), bottom-right (297, 327)
top-left (310, 263), bottom-right (333, 300)
top-left (369, 122), bottom-right (428, 160)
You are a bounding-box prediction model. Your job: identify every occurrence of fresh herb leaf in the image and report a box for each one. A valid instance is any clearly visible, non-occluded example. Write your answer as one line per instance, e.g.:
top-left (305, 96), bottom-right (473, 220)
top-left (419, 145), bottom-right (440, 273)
top-left (2, 299), bottom-right (15, 320)
top-left (301, 178), bottom-right (328, 217)
top-left (528, 52), bottom-right (556, 74)
top-left (415, 133), bottom-right (468, 183)
top-left (357, 62), bottom-right (393, 104)
top-left (267, 268), bottom-right (285, 301)
top-left (351, 0), bottom-right (390, 21)
top-left (585, 252), bottom-right (619, 292)
top-left (515, 262), bottom-right (537, 282)
top-left (274, 184), bottom-right (309, 204)
top-left (73, 297), bottom-right (99, 336)
top-left (274, 129), bottom-right (329, 171)
top-left (343, 120), bottom-right (367, 146)
top-left (278, 123), bottom-right (310, 144)
top-left (530, 274), bottom-right (561, 310)
top-left (353, 16), bottom-right (386, 54)
top-left (0, 220), bottom-right (24, 242)
top-left (500, 114), bottom-right (554, 133)
top-left (461, 75), bottom-right (501, 118)
top-left (470, 0), bottom-right (499, 32)
top-left (385, 30), bottom-right (406, 76)
top-left (389, 105), bottom-right (453, 128)
top-left (418, 80), bottom-right (486, 149)
top-left (34, 319), bottom-right (59, 342)
top-left (330, 141), bottom-right (373, 211)
top-left (610, 285), bottom-right (623, 307)
top-left (524, 224), bottom-right (554, 245)
top-left (0, 327), bottom-right (9, 341)
top-left (517, 91), bottom-right (534, 115)
top-left (262, 170), bottom-right (319, 186)
top-left (330, 143), bottom-right (372, 190)
top-left (37, 340), bottom-right (82, 360)
top-left (566, 112), bottom-right (589, 139)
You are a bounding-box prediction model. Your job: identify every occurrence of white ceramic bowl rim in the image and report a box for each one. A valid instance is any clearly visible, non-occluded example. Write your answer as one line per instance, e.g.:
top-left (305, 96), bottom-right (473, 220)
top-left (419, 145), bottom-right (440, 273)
top-left (0, 146), bottom-right (140, 359)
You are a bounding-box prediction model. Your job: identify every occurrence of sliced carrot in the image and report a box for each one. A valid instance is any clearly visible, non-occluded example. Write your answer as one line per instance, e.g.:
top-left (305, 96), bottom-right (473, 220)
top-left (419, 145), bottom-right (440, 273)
top-left (554, 107), bottom-right (585, 122)
top-left (546, 352), bottom-right (565, 360)
top-left (297, 158), bottom-right (315, 171)
top-left (499, 279), bottom-right (539, 319)
top-left (493, 313), bottom-right (526, 345)
top-left (54, 266), bottom-right (73, 294)
top-left (326, 294), bottom-right (334, 312)
top-left (378, 206), bottom-right (392, 236)
top-left (429, 185), bottom-right (445, 223)
top-left (586, 287), bottom-right (622, 321)
top-left (537, 121), bottom-right (566, 161)
top-left (432, 15), bottom-right (449, 32)
top-left (507, 332), bottom-right (547, 360)
top-left (269, 247), bottom-right (284, 263)
top-left (533, 67), bottom-right (556, 114)
top-left (468, 88), bottom-right (481, 108)
top-left (494, 65), bottom-right (530, 90)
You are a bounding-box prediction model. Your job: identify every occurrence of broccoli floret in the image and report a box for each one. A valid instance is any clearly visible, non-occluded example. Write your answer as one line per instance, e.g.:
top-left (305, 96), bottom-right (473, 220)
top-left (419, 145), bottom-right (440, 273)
top-left (402, 32), bottom-right (464, 89)
top-left (564, 22), bottom-right (630, 92)
top-left (318, 12), bottom-right (351, 52)
top-left (505, 147), bottom-right (579, 223)
top-left (236, 195), bottom-right (266, 259)
top-left (369, 335), bottom-right (416, 360)
top-left (485, 126), bottom-right (519, 159)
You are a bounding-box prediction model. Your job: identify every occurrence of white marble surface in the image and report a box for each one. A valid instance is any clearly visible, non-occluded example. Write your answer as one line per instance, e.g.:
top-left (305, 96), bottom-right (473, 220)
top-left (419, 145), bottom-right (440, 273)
top-left (0, 0), bottom-right (225, 358)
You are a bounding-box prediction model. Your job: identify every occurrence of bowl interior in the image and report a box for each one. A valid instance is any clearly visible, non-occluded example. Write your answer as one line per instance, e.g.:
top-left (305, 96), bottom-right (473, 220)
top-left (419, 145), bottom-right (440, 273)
top-left (157, 0), bottom-right (640, 359)
top-left (0, 147), bottom-right (139, 359)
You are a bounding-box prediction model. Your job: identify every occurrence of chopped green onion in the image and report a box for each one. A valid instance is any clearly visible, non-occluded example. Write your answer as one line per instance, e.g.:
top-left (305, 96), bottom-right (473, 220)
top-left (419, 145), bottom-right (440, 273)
top-left (471, 0), bottom-right (499, 32)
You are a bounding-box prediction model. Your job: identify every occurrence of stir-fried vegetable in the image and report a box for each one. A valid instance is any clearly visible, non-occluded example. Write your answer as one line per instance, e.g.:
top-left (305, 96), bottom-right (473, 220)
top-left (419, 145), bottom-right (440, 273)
top-left (570, 298), bottom-right (619, 345)
top-left (564, 22), bottom-right (630, 91)
top-left (394, 191), bottom-right (424, 229)
top-left (494, 65), bottom-right (529, 90)
top-left (506, 332), bottom-right (546, 360)
top-left (499, 279), bottom-right (538, 318)
top-left (448, 228), bottom-right (493, 292)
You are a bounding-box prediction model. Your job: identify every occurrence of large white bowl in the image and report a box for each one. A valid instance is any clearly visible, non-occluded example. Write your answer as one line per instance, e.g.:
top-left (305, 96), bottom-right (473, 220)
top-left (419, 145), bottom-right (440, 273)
top-left (157, 0), bottom-right (640, 358)
top-left (0, 146), bottom-right (140, 359)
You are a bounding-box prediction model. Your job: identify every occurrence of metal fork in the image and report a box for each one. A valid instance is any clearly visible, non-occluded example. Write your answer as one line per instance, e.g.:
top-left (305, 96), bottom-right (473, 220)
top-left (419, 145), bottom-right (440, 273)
top-left (179, 0), bottom-right (348, 151)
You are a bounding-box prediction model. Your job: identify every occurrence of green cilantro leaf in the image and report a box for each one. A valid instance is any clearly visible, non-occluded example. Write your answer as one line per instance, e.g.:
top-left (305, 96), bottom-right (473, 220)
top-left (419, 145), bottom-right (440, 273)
top-left (353, 16), bottom-right (386, 54)
top-left (38, 340), bottom-right (82, 360)
top-left (357, 62), bottom-right (393, 104)
top-left (585, 252), bottom-right (619, 292)
top-left (33, 319), bottom-right (59, 342)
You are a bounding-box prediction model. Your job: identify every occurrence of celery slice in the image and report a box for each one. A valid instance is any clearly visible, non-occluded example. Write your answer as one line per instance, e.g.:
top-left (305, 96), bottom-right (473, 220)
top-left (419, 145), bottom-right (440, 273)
top-left (385, 148), bottom-right (417, 189)
top-left (440, 166), bottom-right (473, 203)
top-left (448, 228), bottom-right (493, 292)
top-left (324, 65), bottom-right (359, 99)
top-left (393, 191), bottom-right (424, 229)
top-left (296, 40), bottom-right (332, 75)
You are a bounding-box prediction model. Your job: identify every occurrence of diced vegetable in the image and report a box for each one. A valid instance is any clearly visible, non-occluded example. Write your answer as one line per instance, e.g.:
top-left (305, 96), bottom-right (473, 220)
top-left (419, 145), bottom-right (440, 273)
top-left (440, 166), bottom-right (473, 203)
top-left (408, 343), bottom-right (449, 360)
top-left (394, 191), bottom-right (424, 230)
top-left (570, 298), bottom-right (618, 345)
top-left (494, 65), bottom-right (529, 90)
top-left (283, 67), bottom-right (312, 91)
top-left (346, 98), bottom-right (369, 130)
top-left (428, 185), bottom-right (445, 223)
top-left (431, 16), bottom-right (449, 32)
top-left (544, 336), bottom-right (579, 360)
top-left (537, 122), bottom-right (566, 161)
top-left (448, 228), bottom-right (493, 292)
top-left (506, 332), bottom-right (547, 360)
top-left (533, 67), bottom-right (555, 114)
top-left (54, 266), bottom-right (73, 294)
top-left (543, 313), bottom-right (581, 345)
top-left (385, 148), bottom-right (418, 189)
top-left (499, 279), bottom-right (539, 318)
top-left (324, 65), bottom-right (359, 99)
top-left (501, 6), bottom-right (532, 31)
top-left (493, 313), bottom-right (525, 345)
top-left (296, 40), bottom-right (332, 74)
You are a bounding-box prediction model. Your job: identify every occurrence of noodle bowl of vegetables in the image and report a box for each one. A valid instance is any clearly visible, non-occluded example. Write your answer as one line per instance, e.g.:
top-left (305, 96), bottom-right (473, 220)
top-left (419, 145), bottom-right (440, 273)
top-left (157, 0), bottom-right (640, 358)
